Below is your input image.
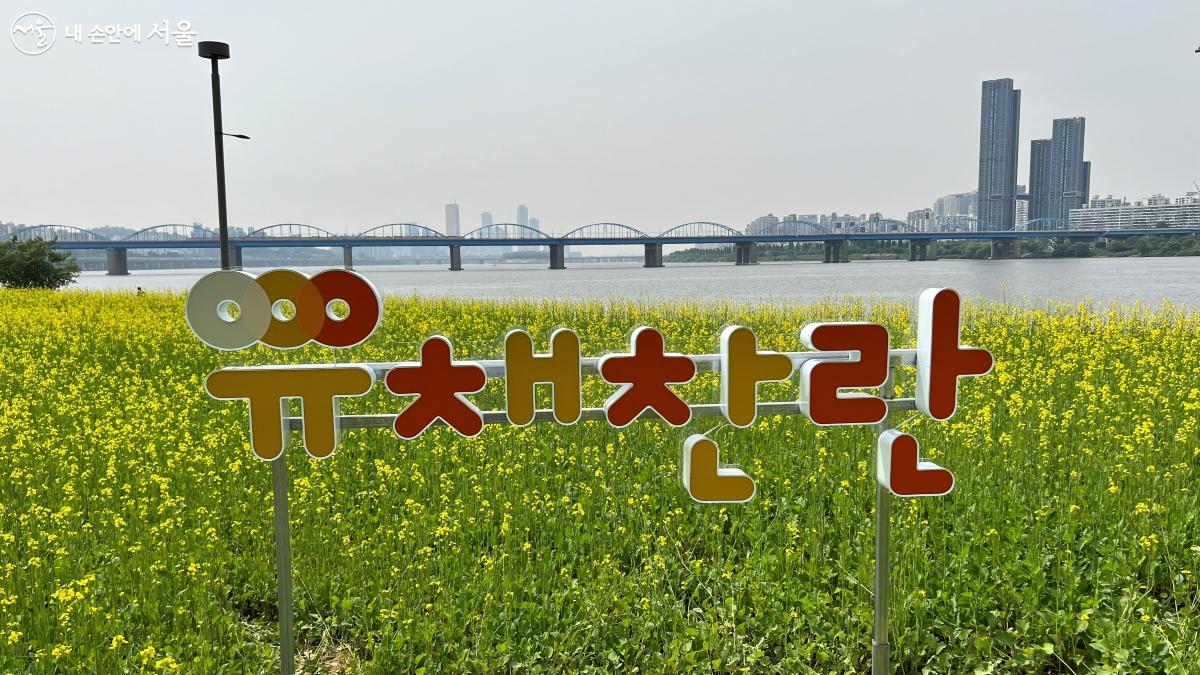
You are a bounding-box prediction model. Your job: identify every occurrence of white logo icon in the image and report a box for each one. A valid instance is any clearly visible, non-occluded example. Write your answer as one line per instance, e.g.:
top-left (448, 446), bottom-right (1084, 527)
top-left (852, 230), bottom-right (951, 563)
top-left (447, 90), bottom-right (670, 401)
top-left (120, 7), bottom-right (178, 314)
top-left (11, 11), bottom-right (55, 55)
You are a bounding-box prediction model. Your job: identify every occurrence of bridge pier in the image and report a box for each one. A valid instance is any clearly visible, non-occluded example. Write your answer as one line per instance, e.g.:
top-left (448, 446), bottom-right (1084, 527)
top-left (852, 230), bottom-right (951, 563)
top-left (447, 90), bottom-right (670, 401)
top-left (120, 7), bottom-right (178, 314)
top-left (449, 245), bottom-right (463, 271)
top-left (342, 246), bottom-right (354, 270)
top-left (549, 243), bottom-right (566, 270)
top-left (908, 240), bottom-right (937, 261)
top-left (105, 248), bottom-right (129, 276)
top-left (229, 246), bottom-right (243, 270)
top-left (734, 242), bottom-right (758, 265)
top-left (643, 243), bottom-right (664, 268)
top-left (989, 239), bottom-right (1011, 260)
top-left (823, 239), bottom-right (849, 263)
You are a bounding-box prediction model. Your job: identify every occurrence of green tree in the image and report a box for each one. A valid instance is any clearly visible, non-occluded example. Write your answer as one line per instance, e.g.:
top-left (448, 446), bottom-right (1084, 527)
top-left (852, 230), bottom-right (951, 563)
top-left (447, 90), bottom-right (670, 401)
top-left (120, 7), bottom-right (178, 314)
top-left (0, 236), bottom-right (80, 289)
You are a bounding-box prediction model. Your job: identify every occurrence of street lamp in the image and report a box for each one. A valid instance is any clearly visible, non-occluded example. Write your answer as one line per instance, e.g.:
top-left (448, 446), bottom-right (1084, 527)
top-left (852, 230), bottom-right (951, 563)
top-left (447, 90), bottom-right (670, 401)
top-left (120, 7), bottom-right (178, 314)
top-left (197, 41), bottom-right (248, 270)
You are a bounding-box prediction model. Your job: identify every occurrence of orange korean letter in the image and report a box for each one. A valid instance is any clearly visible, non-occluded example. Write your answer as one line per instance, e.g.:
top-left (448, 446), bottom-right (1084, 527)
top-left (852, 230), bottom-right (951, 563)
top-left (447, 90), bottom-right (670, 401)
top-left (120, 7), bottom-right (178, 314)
top-left (798, 322), bottom-right (889, 425)
top-left (719, 326), bottom-right (793, 427)
top-left (206, 365), bottom-right (375, 461)
top-left (504, 328), bottom-right (581, 425)
top-left (681, 435), bottom-right (756, 504)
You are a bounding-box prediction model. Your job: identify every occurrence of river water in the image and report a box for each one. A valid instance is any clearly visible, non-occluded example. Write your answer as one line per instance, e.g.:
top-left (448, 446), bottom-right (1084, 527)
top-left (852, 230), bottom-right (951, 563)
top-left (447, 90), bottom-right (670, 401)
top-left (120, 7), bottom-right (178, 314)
top-left (71, 257), bottom-right (1200, 307)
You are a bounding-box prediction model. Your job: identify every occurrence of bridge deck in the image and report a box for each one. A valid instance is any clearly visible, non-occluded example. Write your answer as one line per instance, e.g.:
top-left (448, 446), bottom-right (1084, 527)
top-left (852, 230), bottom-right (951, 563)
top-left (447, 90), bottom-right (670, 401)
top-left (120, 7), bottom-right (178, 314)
top-left (45, 228), bottom-right (1200, 250)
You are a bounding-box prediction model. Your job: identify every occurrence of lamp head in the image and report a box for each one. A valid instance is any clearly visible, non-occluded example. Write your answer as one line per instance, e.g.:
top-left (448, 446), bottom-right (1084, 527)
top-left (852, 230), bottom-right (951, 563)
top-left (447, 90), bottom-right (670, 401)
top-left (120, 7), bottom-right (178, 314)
top-left (198, 41), bottom-right (230, 60)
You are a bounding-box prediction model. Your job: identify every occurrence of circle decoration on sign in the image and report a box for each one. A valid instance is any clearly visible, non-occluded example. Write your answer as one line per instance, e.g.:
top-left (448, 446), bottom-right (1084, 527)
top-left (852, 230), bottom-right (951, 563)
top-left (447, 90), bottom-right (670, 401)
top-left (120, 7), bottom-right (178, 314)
top-left (185, 269), bottom-right (382, 350)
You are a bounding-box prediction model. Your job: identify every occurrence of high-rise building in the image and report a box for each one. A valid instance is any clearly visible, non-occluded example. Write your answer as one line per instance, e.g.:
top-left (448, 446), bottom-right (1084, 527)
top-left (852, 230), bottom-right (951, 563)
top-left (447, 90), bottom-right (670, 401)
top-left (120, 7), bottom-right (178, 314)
top-left (1015, 198), bottom-right (1029, 227)
top-left (977, 78), bottom-right (1021, 230)
top-left (529, 217), bottom-right (540, 232)
top-left (515, 205), bottom-right (533, 251)
top-left (933, 190), bottom-right (977, 229)
top-left (445, 203), bottom-right (461, 236)
top-left (1082, 161), bottom-right (1092, 208)
top-left (746, 213), bottom-right (780, 235)
top-left (906, 208), bottom-right (935, 232)
top-left (1049, 117), bottom-right (1087, 222)
top-left (1028, 139), bottom-right (1052, 221)
top-left (1030, 118), bottom-right (1089, 225)
top-left (819, 212), bottom-right (863, 231)
top-left (481, 211), bottom-right (493, 228)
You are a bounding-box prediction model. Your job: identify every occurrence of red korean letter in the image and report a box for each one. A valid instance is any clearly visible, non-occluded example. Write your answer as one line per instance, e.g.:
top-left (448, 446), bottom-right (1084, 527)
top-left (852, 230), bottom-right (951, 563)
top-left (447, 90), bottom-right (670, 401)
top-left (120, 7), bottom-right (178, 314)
top-left (798, 322), bottom-right (889, 425)
top-left (915, 288), bottom-right (993, 421)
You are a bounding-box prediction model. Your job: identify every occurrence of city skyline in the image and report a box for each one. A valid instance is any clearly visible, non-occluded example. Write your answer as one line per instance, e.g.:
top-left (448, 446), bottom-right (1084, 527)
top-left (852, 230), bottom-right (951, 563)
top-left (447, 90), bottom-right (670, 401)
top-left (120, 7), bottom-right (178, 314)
top-left (2, 1), bottom-right (1198, 233)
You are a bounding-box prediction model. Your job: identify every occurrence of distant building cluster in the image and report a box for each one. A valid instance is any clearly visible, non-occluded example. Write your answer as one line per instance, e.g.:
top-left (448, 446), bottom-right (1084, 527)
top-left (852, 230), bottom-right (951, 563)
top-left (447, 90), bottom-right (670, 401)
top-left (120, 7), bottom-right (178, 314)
top-left (1069, 192), bottom-right (1200, 229)
top-left (744, 212), bottom-right (907, 236)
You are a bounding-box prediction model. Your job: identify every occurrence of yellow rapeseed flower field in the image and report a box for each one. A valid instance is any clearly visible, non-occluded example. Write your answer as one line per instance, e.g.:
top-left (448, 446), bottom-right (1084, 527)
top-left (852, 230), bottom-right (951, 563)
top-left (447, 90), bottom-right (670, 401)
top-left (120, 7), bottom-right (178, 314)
top-left (1, 289), bottom-right (1198, 672)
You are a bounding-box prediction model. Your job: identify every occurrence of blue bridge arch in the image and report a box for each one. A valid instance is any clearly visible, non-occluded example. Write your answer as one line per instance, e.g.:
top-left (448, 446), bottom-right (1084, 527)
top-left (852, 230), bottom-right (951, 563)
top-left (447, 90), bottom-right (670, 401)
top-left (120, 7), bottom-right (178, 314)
top-left (247, 223), bottom-right (338, 238)
top-left (660, 222), bottom-right (742, 238)
top-left (562, 223), bottom-right (648, 239)
top-left (357, 223), bottom-right (445, 238)
top-left (121, 224), bottom-right (219, 241)
top-left (11, 224), bottom-right (108, 242)
top-left (463, 223), bottom-right (551, 240)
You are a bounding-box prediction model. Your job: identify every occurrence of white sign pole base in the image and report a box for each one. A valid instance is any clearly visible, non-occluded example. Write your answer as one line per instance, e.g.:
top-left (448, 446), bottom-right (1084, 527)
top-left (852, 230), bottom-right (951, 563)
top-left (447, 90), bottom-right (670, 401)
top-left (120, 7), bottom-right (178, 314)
top-left (271, 454), bottom-right (296, 675)
top-left (872, 365), bottom-right (895, 674)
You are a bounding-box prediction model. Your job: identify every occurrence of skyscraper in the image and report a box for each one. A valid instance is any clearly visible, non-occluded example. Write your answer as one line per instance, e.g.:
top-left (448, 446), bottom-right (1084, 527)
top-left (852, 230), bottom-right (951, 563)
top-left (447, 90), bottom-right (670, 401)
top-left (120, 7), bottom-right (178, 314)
top-left (529, 217), bottom-right (540, 232)
top-left (1029, 118), bottom-right (1088, 225)
top-left (977, 78), bottom-right (1021, 230)
top-left (445, 203), bottom-right (461, 236)
top-left (481, 211), bottom-right (493, 228)
top-left (1049, 117), bottom-right (1087, 222)
top-left (516, 204), bottom-right (529, 228)
top-left (1028, 139), bottom-right (1052, 222)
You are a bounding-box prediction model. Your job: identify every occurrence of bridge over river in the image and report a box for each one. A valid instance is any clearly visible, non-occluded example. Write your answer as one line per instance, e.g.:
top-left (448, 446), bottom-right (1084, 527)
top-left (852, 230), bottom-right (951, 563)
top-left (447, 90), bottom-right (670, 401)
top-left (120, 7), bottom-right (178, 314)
top-left (13, 219), bottom-right (1199, 275)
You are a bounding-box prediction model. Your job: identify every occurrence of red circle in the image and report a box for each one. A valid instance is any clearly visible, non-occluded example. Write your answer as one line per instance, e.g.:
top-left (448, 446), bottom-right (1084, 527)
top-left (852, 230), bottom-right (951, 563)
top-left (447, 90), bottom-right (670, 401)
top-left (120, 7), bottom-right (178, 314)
top-left (300, 270), bottom-right (381, 347)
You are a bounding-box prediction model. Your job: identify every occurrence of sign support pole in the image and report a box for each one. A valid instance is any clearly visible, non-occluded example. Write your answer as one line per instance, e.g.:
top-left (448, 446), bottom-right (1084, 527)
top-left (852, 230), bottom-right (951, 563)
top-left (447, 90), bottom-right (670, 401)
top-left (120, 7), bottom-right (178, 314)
top-left (872, 363), bottom-right (895, 674)
top-left (271, 453), bottom-right (296, 675)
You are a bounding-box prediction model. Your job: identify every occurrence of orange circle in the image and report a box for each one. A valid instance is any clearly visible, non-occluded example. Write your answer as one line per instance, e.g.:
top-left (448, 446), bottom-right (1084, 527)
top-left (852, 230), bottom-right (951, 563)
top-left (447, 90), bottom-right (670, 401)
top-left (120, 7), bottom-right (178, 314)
top-left (256, 269), bottom-right (320, 348)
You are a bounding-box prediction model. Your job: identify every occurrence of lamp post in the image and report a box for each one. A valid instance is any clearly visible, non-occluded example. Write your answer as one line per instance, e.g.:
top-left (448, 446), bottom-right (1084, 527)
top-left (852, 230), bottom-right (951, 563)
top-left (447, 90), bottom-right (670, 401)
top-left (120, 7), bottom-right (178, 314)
top-left (198, 41), bottom-right (293, 675)
top-left (197, 41), bottom-right (249, 270)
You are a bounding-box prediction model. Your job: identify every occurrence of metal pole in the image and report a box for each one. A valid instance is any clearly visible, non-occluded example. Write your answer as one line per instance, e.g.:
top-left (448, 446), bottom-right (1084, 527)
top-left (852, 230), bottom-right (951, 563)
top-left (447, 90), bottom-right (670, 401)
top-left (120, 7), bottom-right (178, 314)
top-left (271, 454), bottom-right (295, 675)
top-left (199, 40), bottom-right (288, 671)
top-left (209, 58), bottom-right (231, 270)
top-left (872, 360), bottom-right (896, 674)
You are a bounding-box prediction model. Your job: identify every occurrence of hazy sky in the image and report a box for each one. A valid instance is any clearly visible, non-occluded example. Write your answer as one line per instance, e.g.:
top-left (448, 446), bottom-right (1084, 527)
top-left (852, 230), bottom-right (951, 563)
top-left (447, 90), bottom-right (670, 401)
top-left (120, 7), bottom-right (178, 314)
top-left (3, 1), bottom-right (1198, 234)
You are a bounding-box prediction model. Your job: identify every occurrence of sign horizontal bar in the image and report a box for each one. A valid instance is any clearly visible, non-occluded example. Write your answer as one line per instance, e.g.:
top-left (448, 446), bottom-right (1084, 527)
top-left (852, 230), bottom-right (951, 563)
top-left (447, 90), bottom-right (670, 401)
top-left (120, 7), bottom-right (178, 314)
top-left (286, 398), bottom-right (919, 431)
top-left (272, 349), bottom-right (919, 378)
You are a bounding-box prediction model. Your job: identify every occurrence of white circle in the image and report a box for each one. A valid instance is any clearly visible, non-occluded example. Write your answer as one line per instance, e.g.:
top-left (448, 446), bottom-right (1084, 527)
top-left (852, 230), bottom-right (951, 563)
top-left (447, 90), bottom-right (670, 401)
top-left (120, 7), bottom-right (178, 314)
top-left (10, 12), bottom-right (55, 56)
top-left (217, 299), bottom-right (241, 323)
top-left (185, 270), bottom-right (272, 350)
top-left (325, 299), bottom-right (350, 322)
top-left (271, 298), bottom-right (297, 322)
